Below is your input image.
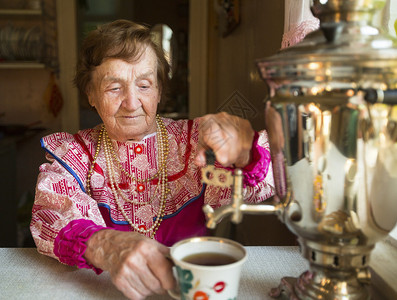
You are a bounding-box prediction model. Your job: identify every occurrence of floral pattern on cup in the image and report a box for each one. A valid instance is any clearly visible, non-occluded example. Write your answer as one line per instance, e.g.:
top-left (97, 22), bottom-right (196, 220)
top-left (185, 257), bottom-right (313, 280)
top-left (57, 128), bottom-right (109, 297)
top-left (193, 290), bottom-right (208, 300)
top-left (176, 266), bottom-right (235, 300)
top-left (175, 265), bottom-right (194, 295)
top-left (212, 281), bottom-right (226, 293)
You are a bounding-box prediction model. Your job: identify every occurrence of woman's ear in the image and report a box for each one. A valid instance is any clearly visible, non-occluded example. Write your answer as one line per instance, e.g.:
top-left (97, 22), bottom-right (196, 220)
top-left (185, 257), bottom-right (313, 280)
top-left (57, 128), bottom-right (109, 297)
top-left (86, 86), bottom-right (95, 107)
top-left (88, 97), bottom-right (95, 108)
top-left (157, 85), bottom-right (162, 103)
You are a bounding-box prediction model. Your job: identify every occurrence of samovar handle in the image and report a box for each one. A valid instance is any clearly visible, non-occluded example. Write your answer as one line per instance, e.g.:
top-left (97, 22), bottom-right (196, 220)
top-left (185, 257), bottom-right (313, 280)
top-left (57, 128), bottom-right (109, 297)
top-left (363, 88), bottom-right (397, 105)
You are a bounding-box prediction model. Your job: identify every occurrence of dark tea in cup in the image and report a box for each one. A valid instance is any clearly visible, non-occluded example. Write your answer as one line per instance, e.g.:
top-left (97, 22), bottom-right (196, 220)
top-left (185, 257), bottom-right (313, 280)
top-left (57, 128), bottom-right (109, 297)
top-left (182, 252), bottom-right (237, 266)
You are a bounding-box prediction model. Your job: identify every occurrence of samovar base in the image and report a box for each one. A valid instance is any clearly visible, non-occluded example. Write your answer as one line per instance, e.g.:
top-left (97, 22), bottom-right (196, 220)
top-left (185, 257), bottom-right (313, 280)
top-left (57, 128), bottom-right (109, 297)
top-left (269, 270), bottom-right (374, 300)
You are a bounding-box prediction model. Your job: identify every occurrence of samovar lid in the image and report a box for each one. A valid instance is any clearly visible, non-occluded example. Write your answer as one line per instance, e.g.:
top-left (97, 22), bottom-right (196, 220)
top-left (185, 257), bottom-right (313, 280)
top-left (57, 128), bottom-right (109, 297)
top-left (257, 0), bottom-right (397, 103)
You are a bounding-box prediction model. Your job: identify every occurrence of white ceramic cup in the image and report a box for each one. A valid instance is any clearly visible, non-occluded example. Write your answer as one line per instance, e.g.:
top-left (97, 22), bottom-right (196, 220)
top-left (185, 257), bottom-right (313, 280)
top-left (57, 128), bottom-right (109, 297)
top-left (168, 236), bottom-right (247, 300)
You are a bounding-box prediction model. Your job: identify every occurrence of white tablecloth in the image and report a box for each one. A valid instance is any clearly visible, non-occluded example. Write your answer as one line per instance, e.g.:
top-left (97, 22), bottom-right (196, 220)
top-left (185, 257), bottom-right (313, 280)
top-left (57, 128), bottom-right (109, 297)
top-left (0, 247), bottom-right (308, 299)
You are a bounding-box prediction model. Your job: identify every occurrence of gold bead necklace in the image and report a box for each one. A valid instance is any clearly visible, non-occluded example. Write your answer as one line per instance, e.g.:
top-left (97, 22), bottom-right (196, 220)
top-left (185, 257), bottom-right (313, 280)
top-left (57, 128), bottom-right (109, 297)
top-left (86, 115), bottom-right (170, 238)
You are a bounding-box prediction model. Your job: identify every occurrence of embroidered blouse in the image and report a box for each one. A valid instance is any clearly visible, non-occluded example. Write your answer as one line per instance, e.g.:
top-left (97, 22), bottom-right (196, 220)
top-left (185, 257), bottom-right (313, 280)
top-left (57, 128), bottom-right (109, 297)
top-left (30, 117), bottom-right (274, 272)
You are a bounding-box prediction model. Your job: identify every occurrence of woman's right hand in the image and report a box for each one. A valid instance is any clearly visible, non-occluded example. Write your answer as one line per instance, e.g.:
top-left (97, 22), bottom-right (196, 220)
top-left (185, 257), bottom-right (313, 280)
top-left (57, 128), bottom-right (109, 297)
top-left (84, 230), bottom-right (175, 300)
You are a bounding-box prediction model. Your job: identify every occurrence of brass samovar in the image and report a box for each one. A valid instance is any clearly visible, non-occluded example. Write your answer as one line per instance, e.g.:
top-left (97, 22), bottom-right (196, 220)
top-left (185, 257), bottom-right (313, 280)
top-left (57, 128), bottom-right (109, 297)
top-left (202, 0), bottom-right (397, 299)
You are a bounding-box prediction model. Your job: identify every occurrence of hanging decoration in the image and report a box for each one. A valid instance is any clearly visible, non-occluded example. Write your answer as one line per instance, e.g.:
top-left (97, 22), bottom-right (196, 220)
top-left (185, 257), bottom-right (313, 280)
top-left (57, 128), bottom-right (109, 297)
top-left (43, 72), bottom-right (63, 117)
top-left (215, 0), bottom-right (241, 37)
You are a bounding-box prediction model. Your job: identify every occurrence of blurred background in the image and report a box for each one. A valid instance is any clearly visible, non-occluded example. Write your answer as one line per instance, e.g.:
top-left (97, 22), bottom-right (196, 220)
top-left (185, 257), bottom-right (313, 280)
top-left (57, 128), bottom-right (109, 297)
top-left (1, 0), bottom-right (396, 247)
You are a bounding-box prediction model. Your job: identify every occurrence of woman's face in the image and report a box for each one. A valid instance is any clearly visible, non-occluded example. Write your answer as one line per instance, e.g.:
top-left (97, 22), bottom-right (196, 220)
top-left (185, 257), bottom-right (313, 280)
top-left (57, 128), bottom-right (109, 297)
top-left (87, 46), bottom-right (160, 142)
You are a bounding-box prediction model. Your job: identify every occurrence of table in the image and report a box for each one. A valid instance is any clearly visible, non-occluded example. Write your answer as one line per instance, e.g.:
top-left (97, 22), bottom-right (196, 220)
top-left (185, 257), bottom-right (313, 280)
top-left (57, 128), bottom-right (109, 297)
top-left (0, 247), bottom-right (308, 299)
top-left (0, 247), bottom-right (390, 299)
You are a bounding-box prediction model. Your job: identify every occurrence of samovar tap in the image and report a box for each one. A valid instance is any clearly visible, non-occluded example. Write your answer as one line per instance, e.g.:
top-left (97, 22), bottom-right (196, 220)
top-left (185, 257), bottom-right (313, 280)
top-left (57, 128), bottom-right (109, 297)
top-left (202, 161), bottom-right (282, 229)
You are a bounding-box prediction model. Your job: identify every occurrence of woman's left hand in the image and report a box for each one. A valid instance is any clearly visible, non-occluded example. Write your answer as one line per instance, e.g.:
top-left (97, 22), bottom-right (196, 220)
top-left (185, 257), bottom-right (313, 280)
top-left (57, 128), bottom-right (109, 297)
top-left (85, 230), bottom-right (175, 300)
top-left (194, 112), bottom-right (255, 168)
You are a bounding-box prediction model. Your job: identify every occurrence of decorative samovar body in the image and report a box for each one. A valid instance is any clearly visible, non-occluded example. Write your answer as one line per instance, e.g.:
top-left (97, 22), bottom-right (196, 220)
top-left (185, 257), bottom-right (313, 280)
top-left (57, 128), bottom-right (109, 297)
top-left (203, 0), bottom-right (397, 299)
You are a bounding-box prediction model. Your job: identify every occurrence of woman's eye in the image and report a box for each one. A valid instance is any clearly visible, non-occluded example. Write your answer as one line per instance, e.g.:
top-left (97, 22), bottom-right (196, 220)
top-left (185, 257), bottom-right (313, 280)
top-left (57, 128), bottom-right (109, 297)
top-left (138, 80), bottom-right (151, 90)
top-left (139, 84), bottom-right (149, 89)
top-left (107, 86), bottom-right (121, 92)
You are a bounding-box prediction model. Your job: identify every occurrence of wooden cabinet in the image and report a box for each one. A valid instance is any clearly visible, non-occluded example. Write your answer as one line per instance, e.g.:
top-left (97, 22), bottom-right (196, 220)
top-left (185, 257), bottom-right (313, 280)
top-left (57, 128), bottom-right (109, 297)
top-left (0, 0), bottom-right (58, 71)
top-left (0, 139), bottom-right (17, 246)
top-left (0, 0), bottom-right (62, 247)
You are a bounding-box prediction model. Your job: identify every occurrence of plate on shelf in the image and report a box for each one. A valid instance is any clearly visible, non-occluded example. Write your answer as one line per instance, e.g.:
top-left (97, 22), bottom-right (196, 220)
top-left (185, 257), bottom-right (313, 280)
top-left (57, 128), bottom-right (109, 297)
top-left (0, 24), bottom-right (43, 61)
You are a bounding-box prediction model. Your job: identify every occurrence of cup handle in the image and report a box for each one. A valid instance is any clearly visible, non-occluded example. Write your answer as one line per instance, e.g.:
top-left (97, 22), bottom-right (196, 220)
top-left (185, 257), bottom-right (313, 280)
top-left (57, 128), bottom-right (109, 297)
top-left (167, 288), bottom-right (181, 299)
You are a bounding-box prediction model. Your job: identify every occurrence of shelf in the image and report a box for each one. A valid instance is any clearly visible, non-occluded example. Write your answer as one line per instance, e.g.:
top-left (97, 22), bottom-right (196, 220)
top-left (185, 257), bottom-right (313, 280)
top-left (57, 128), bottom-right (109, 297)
top-left (0, 3), bottom-right (58, 72)
top-left (0, 61), bottom-right (45, 69)
top-left (0, 9), bottom-right (42, 16)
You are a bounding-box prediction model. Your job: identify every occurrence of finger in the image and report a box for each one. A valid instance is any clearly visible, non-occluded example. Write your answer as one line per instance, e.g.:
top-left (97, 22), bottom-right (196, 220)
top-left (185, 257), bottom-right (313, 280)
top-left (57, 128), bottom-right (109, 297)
top-left (113, 247), bottom-right (163, 297)
top-left (199, 115), bottom-right (227, 153)
top-left (122, 281), bottom-right (146, 300)
top-left (194, 140), bottom-right (207, 167)
top-left (199, 114), bottom-right (242, 167)
top-left (127, 254), bottom-right (166, 295)
top-left (234, 151), bottom-right (251, 168)
top-left (199, 112), bottom-right (254, 167)
top-left (112, 268), bottom-right (149, 300)
top-left (202, 128), bottom-right (233, 165)
top-left (121, 243), bottom-right (173, 295)
top-left (147, 246), bottom-right (176, 291)
top-left (147, 259), bottom-right (175, 292)
top-left (194, 150), bottom-right (206, 167)
top-left (133, 267), bottom-right (165, 295)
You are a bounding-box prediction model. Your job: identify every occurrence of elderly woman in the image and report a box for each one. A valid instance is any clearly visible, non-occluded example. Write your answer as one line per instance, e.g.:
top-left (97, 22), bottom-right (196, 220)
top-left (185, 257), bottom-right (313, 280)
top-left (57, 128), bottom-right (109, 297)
top-left (30, 20), bottom-right (274, 299)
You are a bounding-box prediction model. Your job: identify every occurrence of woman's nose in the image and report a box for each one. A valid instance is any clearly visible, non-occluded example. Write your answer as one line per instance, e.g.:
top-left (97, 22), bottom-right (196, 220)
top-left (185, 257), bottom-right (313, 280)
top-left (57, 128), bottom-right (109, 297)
top-left (122, 87), bottom-right (141, 110)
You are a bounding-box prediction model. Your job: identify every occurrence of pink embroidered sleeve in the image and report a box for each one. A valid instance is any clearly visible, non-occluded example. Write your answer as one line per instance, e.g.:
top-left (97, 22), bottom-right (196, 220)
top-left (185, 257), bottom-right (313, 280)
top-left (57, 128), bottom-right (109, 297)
top-left (30, 162), bottom-right (106, 264)
top-left (31, 132), bottom-right (110, 273)
top-left (241, 131), bottom-right (271, 188)
top-left (54, 219), bottom-right (109, 274)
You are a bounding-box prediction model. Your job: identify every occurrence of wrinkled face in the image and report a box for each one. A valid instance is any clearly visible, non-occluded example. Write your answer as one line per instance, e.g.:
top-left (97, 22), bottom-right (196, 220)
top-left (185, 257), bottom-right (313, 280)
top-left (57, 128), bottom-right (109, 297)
top-left (87, 46), bottom-right (160, 142)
